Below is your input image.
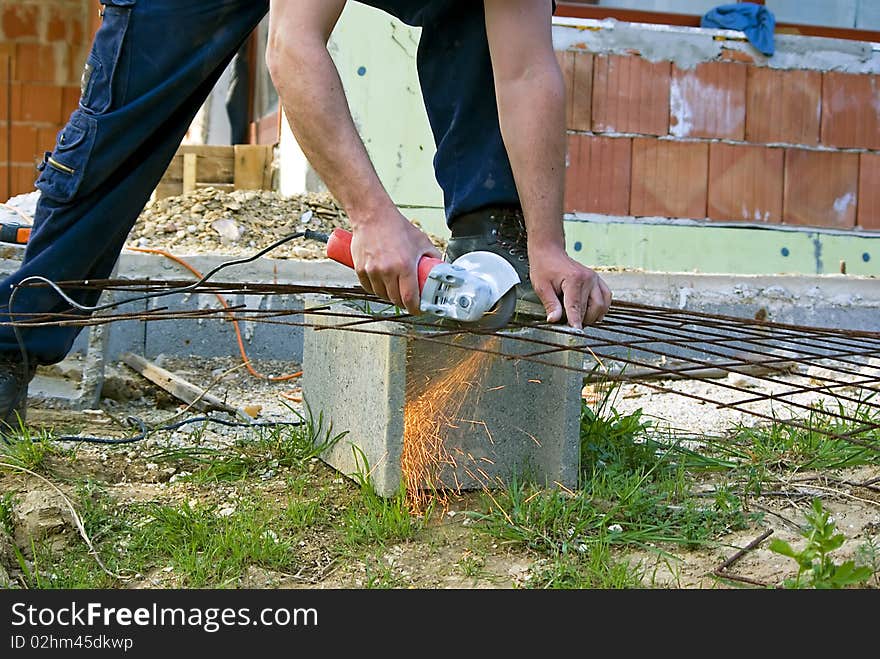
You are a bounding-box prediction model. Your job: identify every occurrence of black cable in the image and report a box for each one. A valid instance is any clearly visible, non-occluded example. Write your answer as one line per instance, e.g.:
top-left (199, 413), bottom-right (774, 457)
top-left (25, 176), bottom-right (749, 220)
top-left (45, 415), bottom-right (305, 445)
top-left (3, 230), bottom-right (332, 435)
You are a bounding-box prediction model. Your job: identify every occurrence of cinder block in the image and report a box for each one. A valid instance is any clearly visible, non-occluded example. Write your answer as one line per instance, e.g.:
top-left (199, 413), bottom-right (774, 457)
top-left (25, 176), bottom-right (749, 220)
top-left (821, 71), bottom-right (880, 150)
top-left (145, 292), bottom-right (304, 362)
top-left (69, 297), bottom-right (148, 362)
top-left (784, 148), bottom-right (859, 229)
top-left (746, 67), bottom-right (822, 146)
top-left (708, 142), bottom-right (783, 223)
top-left (592, 55), bottom-right (670, 137)
top-left (631, 138), bottom-right (708, 219)
top-left (859, 152), bottom-right (880, 231)
top-left (302, 302), bottom-right (583, 497)
top-left (670, 61), bottom-right (746, 140)
top-left (565, 133), bottom-right (632, 216)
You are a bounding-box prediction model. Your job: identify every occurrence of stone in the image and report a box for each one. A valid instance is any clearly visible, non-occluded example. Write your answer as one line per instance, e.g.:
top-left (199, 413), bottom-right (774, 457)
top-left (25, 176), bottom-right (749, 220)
top-left (302, 300), bottom-right (584, 497)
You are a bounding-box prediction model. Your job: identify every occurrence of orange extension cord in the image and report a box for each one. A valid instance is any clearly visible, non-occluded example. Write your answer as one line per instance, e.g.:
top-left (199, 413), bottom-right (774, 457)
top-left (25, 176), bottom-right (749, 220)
top-left (129, 247), bottom-right (303, 386)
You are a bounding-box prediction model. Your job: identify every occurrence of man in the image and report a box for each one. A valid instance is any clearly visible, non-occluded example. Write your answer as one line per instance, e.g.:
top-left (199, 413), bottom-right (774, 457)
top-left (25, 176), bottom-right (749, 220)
top-left (0, 0), bottom-right (612, 430)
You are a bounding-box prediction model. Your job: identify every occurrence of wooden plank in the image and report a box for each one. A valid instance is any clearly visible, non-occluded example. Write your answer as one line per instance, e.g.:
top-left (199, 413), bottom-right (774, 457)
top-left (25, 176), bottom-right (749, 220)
top-left (176, 145), bottom-right (235, 158)
top-left (194, 182), bottom-right (234, 192)
top-left (182, 152), bottom-right (198, 194)
top-left (153, 182), bottom-right (183, 200)
top-left (234, 144), bottom-right (271, 190)
top-left (163, 154), bottom-right (235, 184)
top-left (121, 352), bottom-right (248, 419)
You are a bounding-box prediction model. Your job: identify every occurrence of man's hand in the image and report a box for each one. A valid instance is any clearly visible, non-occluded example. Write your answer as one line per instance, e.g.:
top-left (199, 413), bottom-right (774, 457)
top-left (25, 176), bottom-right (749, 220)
top-left (528, 244), bottom-right (612, 329)
top-left (349, 208), bottom-right (441, 316)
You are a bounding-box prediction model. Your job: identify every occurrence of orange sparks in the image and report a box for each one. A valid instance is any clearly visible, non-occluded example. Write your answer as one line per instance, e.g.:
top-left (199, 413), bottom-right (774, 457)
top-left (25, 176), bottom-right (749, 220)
top-left (401, 340), bottom-right (496, 514)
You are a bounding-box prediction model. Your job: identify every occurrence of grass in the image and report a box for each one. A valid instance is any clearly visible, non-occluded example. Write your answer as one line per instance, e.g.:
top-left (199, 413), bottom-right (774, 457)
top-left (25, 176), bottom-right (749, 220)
top-left (148, 406), bottom-right (345, 484)
top-left (2, 378), bottom-right (877, 590)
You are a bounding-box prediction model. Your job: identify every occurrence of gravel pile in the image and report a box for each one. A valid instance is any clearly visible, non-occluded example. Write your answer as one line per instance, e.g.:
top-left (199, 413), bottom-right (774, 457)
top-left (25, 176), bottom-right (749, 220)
top-left (125, 187), bottom-right (447, 259)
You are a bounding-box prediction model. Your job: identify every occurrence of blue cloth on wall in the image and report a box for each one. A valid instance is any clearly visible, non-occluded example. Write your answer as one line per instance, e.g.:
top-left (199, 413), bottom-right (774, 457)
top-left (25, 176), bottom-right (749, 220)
top-left (701, 3), bottom-right (776, 56)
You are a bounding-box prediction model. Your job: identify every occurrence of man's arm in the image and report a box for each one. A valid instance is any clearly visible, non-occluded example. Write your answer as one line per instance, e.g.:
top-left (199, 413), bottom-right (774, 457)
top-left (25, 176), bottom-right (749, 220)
top-left (484, 0), bottom-right (612, 328)
top-left (266, 0), bottom-right (439, 314)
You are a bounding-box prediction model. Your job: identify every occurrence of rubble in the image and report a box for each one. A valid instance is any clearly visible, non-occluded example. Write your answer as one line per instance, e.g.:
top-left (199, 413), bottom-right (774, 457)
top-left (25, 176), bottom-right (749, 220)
top-left (126, 187), bottom-right (447, 259)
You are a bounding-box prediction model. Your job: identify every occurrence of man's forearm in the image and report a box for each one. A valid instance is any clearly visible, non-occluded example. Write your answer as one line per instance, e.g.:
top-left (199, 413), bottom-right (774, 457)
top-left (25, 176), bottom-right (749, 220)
top-left (485, 0), bottom-right (568, 253)
top-left (267, 23), bottom-right (394, 225)
top-left (495, 70), bottom-right (568, 253)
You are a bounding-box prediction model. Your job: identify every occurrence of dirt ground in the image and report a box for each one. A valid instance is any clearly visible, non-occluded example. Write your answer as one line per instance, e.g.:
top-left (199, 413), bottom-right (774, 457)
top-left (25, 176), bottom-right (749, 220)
top-left (1, 190), bottom-right (877, 589)
top-left (2, 353), bottom-right (877, 590)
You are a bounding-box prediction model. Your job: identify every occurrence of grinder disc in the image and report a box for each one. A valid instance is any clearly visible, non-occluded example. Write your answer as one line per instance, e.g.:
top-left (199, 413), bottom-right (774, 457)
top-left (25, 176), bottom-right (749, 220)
top-left (469, 286), bottom-right (518, 330)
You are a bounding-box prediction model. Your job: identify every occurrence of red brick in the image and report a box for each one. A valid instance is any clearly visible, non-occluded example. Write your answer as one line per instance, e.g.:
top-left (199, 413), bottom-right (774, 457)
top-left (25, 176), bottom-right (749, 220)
top-left (61, 84), bottom-right (81, 115)
top-left (0, 166), bottom-right (8, 201)
top-left (11, 164), bottom-right (38, 196)
top-left (9, 124), bottom-right (38, 163)
top-left (746, 67), bottom-right (822, 146)
top-left (0, 81), bottom-right (7, 121)
top-left (0, 52), bottom-right (9, 83)
top-left (592, 55), bottom-right (670, 136)
top-left (557, 50), bottom-right (573, 126)
top-left (858, 152), bottom-right (880, 231)
top-left (631, 138), bottom-right (708, 219)
top-left (37, 126), bottom-right (60, 153)
top-left (557, 50), bottom-right (593, 133)
top-left (784, 149), bottom-right (859, 229)
top-left (564, 134), bottom-right (632, 216)
top-left (46, 5), bottom-right (85, 44)
top-left (14, 43), bottom-right (57, 83)
top-left (821, 72), bottom-right (880, 150)
top-left (671, 61), bottom-right (746, 140)
top-left (1, 5), bottom-right (39, 40)
top-left (708, 142), bottom-right (783, 223)
top-left (10, 83), bottom-right (63, 124)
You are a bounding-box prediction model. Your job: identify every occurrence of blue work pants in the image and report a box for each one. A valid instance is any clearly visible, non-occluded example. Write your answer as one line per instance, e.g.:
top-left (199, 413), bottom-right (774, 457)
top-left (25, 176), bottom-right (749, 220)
top-left (0, 0), bottom-right (519, 364)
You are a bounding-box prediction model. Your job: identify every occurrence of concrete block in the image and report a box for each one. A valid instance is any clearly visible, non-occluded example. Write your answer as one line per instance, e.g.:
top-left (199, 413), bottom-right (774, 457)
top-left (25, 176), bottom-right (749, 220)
top-left (69, 296), bottom-right (147, 362)
top-left (144, 292), bottom-right (304, 362)
top-left (302, 301), bottom-right (583, 497)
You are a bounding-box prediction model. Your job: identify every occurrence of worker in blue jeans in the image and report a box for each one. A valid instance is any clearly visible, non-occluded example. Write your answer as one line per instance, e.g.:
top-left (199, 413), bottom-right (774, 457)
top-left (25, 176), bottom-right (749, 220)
top-left (0, 0), bottom-right (612, 430)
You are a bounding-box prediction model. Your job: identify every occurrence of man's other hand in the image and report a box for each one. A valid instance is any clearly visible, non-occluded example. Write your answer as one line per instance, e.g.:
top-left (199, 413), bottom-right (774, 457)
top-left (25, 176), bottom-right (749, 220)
top-left (528, 245), bottom-right (612, 330)
top-left (349, 209), bottom-right (442, 316)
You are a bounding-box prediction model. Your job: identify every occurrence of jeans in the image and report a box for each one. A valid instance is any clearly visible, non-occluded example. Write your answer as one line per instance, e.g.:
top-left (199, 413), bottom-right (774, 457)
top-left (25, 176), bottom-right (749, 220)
top-left (0, 0), bottom-right (519, 364)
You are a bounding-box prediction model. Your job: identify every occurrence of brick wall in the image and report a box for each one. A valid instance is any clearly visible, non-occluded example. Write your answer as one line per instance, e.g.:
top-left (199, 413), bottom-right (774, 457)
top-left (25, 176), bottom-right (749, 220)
top-left (559, 47), bottom-right (880, 232)
top-left (0, 0), bottom-right (94, 200)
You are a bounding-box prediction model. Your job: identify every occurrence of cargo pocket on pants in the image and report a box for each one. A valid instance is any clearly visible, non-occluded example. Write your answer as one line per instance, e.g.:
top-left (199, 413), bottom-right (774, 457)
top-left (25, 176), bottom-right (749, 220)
top-left (35, 111), bottom-right (98, 203)
top-left (80, 0), bottom-right (136, 114)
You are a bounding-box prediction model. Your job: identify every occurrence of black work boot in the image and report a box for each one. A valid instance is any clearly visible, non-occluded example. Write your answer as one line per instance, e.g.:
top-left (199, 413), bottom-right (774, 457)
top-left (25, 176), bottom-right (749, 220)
top-left (0, 357), bottom-right (36, 433)
top-left (445, 206), bottom-right (540, 305)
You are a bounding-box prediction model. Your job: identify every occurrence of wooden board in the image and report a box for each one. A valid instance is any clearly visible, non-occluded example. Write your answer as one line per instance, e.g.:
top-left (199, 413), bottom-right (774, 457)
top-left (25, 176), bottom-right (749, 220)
top-left (234, 145), bottom-right (273, 191)
top-left (121, 352), bottom-right (247, 419)
top-left (153, 144), bottom-right (274, 199)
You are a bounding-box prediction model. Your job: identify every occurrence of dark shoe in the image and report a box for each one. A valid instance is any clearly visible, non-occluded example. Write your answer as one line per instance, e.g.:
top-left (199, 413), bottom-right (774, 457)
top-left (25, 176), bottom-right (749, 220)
top-left (0, 357), bottom-right (36, 432)
top-left (445, 206), bottom-right (541, 305)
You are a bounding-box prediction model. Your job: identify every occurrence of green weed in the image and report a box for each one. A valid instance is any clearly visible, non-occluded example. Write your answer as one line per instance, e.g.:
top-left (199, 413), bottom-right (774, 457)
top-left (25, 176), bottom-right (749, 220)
top-left (150, 406), bottom-right (345, 484)
top-left (769, 498), bottom-right (873, 589)
top-left (0, 430), bottom-right (57, 473)
top-left (127, 498), bottom-right (302, 588)
top-left (341, 448), bottom-right (424, 546)
top-left (527, 543), bottom-right (643, 589)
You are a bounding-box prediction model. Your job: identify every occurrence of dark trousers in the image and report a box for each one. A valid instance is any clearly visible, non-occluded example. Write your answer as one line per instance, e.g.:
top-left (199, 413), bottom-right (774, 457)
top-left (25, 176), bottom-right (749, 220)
top-left (0, 0), bottom-right (519, 364)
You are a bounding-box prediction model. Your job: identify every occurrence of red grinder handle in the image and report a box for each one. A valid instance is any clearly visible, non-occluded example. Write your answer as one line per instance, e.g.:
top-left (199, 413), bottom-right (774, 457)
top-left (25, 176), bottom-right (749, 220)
top-left (326, 228), bottom-right (442, 294)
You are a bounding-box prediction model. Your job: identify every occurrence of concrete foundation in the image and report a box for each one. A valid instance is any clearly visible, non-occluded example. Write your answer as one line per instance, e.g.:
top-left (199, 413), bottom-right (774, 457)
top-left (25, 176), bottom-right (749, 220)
top-left (301, 301), bottom-right (583, 497)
